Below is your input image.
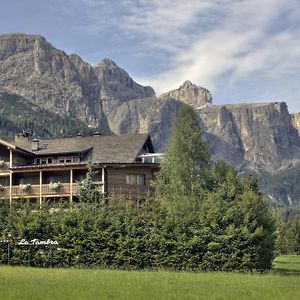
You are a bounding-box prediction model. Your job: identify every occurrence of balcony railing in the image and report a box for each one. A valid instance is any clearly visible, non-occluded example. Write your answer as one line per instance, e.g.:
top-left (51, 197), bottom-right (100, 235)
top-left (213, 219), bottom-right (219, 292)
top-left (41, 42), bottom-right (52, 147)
top-left (0, 182), bottom-right (103, 199)
top-left (0, 162), bottom-right (10, 172)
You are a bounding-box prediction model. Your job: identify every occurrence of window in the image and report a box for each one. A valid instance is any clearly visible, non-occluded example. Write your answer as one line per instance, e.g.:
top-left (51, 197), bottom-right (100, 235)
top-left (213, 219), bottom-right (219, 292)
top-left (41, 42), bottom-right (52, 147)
top-left (58, 156), bottom-right (79, 164)
top-left (125, 174), bottom-right (145, 185)
top-left (137, 175), bottom-right (145, 185)
top-left (34, 157), bottom-right (53, 165)
top-left (58, 157), bottom-right (65, 163)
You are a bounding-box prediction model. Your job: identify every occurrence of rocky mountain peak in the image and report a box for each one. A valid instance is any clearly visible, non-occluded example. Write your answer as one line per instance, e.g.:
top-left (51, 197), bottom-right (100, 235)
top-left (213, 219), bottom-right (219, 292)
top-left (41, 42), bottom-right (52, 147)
top-left (93, 58), bottom-right (155, 114)
top-left (0, 33), bottom-right (53, 61)
top-left (162, 80), bottom-right (212, 109)
top-left (99, 58), bottom-right (118, 67)
top-left (292, 113), bottom-right (300, 136)
top-left (0, 33), bottom-right (156, 128)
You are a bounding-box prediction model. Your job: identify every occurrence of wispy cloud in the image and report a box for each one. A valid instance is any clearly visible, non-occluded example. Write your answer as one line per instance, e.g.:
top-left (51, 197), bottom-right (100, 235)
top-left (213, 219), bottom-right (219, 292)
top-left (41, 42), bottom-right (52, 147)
top-left (121, 0), bottom-right (300, 94)
top-left (59, 0), bottom-right (300, 110)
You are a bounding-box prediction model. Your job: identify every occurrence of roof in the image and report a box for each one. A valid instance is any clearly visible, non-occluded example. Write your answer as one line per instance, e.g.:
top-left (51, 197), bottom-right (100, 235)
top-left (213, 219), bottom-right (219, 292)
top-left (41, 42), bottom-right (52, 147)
top-left (13, 133), bottom-right (153, 164)
top-left (0, 138), bottom-right (34, 156)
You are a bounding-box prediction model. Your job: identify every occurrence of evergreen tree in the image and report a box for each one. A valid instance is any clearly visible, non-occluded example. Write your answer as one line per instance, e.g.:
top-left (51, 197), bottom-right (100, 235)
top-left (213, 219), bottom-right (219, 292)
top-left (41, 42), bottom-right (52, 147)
top-left (78, 164), bottom-right (102, 203)
top-left (154, 105), bottom-right (210, 211)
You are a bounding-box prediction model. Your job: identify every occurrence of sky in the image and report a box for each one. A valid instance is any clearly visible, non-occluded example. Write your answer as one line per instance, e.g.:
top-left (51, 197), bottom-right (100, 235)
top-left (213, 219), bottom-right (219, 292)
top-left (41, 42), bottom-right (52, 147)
top-left (1, 0), bottom-right (300, 112)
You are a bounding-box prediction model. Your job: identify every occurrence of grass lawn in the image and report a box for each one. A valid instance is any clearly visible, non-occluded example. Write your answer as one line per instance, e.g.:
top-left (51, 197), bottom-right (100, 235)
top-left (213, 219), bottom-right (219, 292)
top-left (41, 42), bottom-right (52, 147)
top-left (273, 255), bottom-right (300, 274)
top-left (0, 256), bottom-right (299, 300)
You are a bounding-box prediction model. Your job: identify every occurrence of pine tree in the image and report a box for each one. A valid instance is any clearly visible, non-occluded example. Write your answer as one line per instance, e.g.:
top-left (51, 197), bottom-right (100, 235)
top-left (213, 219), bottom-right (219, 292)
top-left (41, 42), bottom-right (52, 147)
top-left (78, 164), bottom-right (102, 203)
top-left (153, 105), bottom-right (210, 212)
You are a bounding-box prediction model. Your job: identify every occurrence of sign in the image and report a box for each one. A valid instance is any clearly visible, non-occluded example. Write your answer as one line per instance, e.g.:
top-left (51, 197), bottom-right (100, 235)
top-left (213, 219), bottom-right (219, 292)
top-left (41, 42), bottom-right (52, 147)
top-left (18, 239), bottom-right (59, 246)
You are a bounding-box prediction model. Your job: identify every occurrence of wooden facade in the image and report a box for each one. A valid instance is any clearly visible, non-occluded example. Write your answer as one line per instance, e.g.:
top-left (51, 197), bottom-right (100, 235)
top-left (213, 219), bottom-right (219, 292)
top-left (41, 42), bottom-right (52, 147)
top-left (106, 165), bottom-right (156, 199)
top-left (0, 133), bottom-right (161, 204)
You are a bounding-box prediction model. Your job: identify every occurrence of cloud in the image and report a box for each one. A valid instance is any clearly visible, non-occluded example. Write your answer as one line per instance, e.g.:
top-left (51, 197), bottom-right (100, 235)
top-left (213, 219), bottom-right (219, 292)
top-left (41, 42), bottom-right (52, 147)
top-left (59, 0), bottom-right (300, 110)
top-left (125, 0), bottom-right (300, 94)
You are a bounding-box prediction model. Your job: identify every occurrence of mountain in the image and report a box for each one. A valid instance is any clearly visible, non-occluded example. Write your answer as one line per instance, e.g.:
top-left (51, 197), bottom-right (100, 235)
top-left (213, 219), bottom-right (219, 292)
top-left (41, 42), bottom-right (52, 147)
top-left (107, 96), bottom-right (182, 150)
top-left (197, 102), bottom-right (300, 172)
top-left (1, 33), bottom-right (300, 207)
top-left (0, 33), bottom-right (154, 131)
top-left (0, 87), bottom-right (94, 141)
top-left (161, 80), bottom-right (212, 108)
top-left (94, 58), bottom-right (155, 115)
top-left (292, 113), bottom-right (300, 135)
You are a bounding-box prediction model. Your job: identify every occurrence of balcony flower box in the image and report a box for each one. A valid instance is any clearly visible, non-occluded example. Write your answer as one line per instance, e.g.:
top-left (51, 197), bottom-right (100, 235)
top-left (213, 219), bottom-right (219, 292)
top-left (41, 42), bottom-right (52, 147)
top-left (19, 184), bottom-right (31, 192)
top-left (0, 160), bottom-right (5, 167)
top-left (49, 182), bottom-right (62, 191)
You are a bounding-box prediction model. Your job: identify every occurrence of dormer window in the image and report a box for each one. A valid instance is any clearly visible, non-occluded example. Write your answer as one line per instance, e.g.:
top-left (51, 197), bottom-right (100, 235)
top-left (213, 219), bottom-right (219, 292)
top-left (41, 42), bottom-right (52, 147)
top-left (58, 156), bottom-right (80, 164)
top-left (58, 157), bottom-right (65, 163)
top-left (34, 157), bottom-right (53, 165)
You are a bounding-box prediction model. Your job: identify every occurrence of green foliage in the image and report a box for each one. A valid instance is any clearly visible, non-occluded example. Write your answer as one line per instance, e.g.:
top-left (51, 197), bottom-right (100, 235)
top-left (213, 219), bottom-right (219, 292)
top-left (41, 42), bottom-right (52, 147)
top-left (0, 102), bottom-right (276, 272)
top-left (275, 209), bottom-right (300, 255)
top-left (0, 164), bottom-right (275, 271)
top-left (0, 91), bottom-right (97, 141)
top-left (153, 105), bottom-right (275, 270)
top-left (78, 164), bottom-right (102, 203)
top-left (154, 105), bottom-right (210, 211)
top-left (198, 164), bottom-right (275, 271)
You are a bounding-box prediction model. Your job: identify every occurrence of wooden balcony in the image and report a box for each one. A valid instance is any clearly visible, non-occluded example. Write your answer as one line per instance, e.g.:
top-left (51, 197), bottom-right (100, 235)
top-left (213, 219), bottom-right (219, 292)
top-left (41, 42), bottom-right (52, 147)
top-left (0, 162), bottom-right (10, 173)
top-left (0, 182), bottom-right (103, 199)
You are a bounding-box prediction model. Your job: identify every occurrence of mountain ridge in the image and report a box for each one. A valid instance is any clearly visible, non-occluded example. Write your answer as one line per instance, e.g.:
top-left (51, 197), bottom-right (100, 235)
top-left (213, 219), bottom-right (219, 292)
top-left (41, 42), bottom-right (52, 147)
top-left (1, 33), bottom-right (300, 207)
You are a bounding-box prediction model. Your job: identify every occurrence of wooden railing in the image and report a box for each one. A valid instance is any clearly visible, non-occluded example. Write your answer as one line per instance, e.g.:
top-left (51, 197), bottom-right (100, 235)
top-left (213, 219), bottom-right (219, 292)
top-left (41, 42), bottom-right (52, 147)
top-left (0, 162), bottom-right (10, 173)
top-left (0, 182), bottom-right (103, 198)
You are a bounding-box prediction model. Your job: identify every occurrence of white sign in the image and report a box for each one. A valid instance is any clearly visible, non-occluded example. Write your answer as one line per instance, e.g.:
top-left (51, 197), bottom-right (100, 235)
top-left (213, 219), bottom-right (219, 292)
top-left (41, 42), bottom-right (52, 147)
top-left (18, 239), bottom-right (59, 246)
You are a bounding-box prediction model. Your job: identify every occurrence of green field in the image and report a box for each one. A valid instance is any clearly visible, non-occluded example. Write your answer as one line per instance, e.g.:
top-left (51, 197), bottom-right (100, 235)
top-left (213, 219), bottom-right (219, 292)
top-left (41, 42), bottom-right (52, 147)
top-left (273, 255), bottom-right (300, 274)
top-left (0, 256), bottom-right (299, 300)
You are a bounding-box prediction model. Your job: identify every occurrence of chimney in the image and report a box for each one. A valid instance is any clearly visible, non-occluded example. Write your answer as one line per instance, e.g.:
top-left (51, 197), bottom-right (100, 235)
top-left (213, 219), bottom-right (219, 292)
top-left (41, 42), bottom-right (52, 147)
top-left (31, 139), bottom-right (39, 151)
top-left (15, 131), bottom-right (32, 146)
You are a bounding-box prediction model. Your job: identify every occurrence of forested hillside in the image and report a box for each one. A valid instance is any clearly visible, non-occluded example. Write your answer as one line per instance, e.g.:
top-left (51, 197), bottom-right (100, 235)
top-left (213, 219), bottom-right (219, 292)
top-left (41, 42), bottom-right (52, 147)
top-left (254, 165), bottom-right (300, 210)
top-left (0, 89), bottom-right (95, 141)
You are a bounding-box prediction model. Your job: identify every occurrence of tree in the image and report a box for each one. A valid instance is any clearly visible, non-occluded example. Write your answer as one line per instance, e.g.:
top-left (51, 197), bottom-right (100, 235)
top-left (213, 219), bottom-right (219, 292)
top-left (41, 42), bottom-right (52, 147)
top-left (78, 164), bottom-right (102, 203)
top-left (154, 105), bottom-right (210, 212)
top-left (199, 165), bottom-right (275, 271)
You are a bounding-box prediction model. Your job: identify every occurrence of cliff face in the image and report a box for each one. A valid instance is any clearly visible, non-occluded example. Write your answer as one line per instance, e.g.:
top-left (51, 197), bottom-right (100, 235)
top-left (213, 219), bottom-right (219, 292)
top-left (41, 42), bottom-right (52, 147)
top-left (94, 59), bottom-right (155, 115)
top-left (1, 33), bottom-right (300, 178)
top-left (0, 33), bottom-right (100, 126)
top-left (292, 113), bottom-right (300, 135)
top-left (0, 33), bottom-right (154, 130)
top-left (107, 97), bottom-right (182, 150)
top-left (161, 80), bottom-right (212, 108)
top-left (198, 102), bottom-right (300, 172)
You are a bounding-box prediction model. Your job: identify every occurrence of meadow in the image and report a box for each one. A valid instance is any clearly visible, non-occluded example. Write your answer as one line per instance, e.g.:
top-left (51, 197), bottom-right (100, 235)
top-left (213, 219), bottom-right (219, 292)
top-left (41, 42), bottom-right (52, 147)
top-left (0, 256), bottom-right (299, 300)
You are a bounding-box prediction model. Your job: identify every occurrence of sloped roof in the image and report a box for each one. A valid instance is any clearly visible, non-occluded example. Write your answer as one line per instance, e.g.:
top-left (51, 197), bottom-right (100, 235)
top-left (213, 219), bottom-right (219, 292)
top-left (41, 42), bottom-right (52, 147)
top-left (14, 133), bottom-right (152, 164)
top-left (0, 138), bottom-right (34, 156)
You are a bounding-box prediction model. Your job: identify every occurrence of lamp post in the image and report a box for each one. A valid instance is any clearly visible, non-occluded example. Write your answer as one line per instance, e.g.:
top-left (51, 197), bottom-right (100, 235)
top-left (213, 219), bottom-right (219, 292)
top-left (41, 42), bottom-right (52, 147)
top-left (0, 238), bottom-right (8, 265)
top-left (7, 233), bottom-right (12, 265)
top-left (0, 233), bottom-right (13, 265)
